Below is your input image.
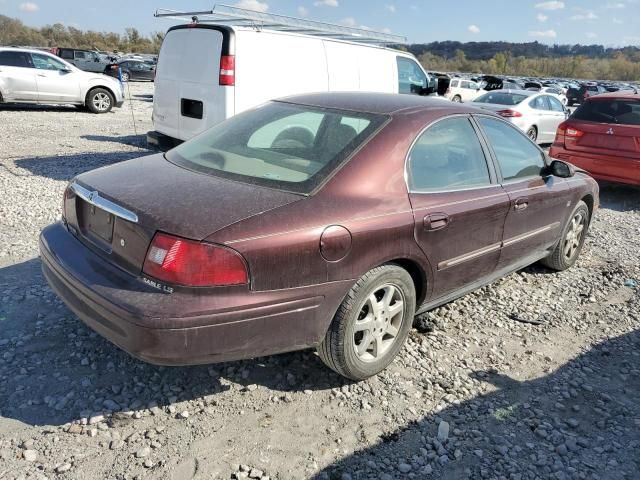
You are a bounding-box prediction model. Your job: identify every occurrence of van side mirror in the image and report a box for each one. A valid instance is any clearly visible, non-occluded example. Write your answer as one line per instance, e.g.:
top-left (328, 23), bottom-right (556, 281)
top-left (548, 159), bottom-right (575, 178)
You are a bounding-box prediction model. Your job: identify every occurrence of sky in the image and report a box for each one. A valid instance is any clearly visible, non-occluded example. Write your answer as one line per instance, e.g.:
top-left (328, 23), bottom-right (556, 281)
top-left (2, 0), bottom-right (640, 46)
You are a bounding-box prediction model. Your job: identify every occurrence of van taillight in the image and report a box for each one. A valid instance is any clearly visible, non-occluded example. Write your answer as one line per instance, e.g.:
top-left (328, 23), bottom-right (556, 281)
top-left (143, 232), bottom-right (248, 287)
top-left (219, 55), bottom-right (235, 86)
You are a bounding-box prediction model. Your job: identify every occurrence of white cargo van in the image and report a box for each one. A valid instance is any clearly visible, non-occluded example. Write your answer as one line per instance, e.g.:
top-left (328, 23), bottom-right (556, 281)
top-left (148, 7), bottom-right (434, 149)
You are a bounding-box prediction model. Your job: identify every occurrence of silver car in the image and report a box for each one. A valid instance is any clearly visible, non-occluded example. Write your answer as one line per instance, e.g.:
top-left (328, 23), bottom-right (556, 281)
top-left (469, 90), bottom-right (569, 144)
top-left (0, 47), bottom-right (124, 113)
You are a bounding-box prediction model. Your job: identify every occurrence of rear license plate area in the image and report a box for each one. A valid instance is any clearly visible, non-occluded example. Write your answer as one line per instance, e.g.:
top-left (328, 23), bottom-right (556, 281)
top-left (181, 98), bottom-right (203, 119)
top-left (78, 199), bottom-right (114, 245)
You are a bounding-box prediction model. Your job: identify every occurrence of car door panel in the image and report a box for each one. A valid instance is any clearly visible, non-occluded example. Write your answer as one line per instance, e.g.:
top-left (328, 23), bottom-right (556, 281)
top-left (475, 115), bottom-right (573, 270)
top-left (411, 187), bottom-right (511, 299)
top-left (499, 175), bottom-right (571, 267)
top-left (0, 51), bottom-right (38, 101)
top-left (405, 116), bottom-right (510, 301)
top-left (31, 53), bottom-right (81, 103)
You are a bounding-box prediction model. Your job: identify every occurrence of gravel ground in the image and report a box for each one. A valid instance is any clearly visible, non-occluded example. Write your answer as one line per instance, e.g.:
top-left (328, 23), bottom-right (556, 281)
top-left (1, 82), bottom-right (639, 480)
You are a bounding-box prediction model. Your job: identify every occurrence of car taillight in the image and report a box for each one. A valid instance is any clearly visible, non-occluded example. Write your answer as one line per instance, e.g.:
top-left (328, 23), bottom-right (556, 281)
top-left (497, 109), bottom-right (523, 118)
top-left (143, 232), bottom-right (248, 287)
top-left (219, 55), bottom-right (235, 86)
top-left (566, 127), bottom-right (584, 138)
top-left (110, 65), bottom-right (119, 70)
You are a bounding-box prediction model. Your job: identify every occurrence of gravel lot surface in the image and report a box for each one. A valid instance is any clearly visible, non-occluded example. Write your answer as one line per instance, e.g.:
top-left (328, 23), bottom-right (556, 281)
top-left (1, 83), bottom-right (639, 480)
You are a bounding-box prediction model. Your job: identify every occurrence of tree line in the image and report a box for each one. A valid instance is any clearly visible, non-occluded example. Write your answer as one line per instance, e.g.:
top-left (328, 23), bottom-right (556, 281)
top-left (0, 15), bottom-right (164, 54)
top-left (1, 14), bottom-right (638, 80)
top-left (417, 49), bottom-right (640, 82)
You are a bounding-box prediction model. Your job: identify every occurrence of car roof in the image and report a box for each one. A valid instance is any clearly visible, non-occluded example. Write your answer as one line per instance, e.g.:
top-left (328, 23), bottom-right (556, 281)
top-left (275, 92), bottom-right (478, 116)
top-left (491, 89), bottom-right (538, 97)
top-left (587, 91), bottom-right (640, 100)
top-left (0, 46), bottom-right (52, 55)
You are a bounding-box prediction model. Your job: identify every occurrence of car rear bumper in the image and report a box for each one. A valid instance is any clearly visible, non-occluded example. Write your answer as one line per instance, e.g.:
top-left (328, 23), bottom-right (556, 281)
top-left (146, 130), bottom-right (183, 151)
top-left (39, 222), bottom-right (350, 365)
top-left (549, 144), bottom-right (640, 186)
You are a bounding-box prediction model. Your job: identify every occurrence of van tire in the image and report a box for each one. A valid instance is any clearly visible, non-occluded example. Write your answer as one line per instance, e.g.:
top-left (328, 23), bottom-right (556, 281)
top-left (317, 265), bottom-right (415, 381)
top-left (452, 95), bottom-right (462, 103)
top-left (86, 88), bottom-right (114, 114)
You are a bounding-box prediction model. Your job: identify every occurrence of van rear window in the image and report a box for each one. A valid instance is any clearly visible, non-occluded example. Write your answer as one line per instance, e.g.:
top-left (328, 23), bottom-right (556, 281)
top-left (166, 102), bottom-right (386, 194)
top-left (573, 99), bottom-right (640, 126)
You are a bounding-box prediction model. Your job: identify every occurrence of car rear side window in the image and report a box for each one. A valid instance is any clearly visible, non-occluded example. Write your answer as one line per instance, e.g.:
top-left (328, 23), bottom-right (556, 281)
top-left (408, 117), bottom-right (491, 192)
top-left (477, 117), bottom-right (545, 181)
top-left (0, 51), bottom-right (33, 68)
top-left (166, 102), bottom-right (386, 194)
top-left (573, 99), bottom-right (640, 126)
top-left (59, 49), bottom-right (74, 59)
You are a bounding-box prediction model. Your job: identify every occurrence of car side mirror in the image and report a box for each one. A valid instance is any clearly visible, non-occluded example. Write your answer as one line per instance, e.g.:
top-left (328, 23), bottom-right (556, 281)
top-left (548, 159), bottom-right (575, 178)
top-left (61, 67), bottom-right (73, 73)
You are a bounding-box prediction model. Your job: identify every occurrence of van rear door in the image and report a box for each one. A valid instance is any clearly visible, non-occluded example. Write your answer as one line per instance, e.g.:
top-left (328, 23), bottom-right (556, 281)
top-left (153, 25), bottom-right (234, 142)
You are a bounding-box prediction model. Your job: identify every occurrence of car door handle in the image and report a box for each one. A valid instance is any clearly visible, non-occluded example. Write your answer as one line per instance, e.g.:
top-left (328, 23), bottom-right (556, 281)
top-left (423, 213), bottom-right (449, 231)
top-left (37, 73), bottom-right (47, 77)
top-left (514, 198), bottom-right (529, 211)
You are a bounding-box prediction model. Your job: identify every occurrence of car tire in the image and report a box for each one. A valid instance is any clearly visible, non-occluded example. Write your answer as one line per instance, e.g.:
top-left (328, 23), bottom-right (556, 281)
top-left (452, 95), bottom-right (462, 103)
top-left (121, 72), bottom-right (130, 82)
top-left (526, 126), bottom-right (538, 143)
top-left (540, 200), bottom-right (590, 271)
top-left (317, 264), bottom-right (416, 381)
top-left (86, 88), bottom-right (114, 114)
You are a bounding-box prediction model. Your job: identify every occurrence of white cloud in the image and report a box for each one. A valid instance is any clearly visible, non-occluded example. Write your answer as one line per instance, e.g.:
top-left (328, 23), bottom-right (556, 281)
top-left (314, 0), bottom-right (338, 6)
top-left (529, 29), bottom-right (557, 38)
top-left (385, 4), bottom-right (396, 13)
top-left (536, 13), bottom-right (548, 21)
top-left (605, 2), bottom-right (625, 8)
top-left (535, 1), bottom-right (564, 10)
top-left (570, 11), bottom-right (598, 20)
top-left (467, 24), bottom-right (480, 34)
top-left (339, 17), bottom-right (356, 27)
top-left (297, 6), bottom-right (309, 16)
top-left (234, 0), bottom-right (269, 12)
top-left (382, 27), bottom-right (392, 34)
top-left (613, 17), bottom-right (624, 24)
top-left (19, 2), bottom-right (39, 12)
top-left (586, 32), bottom-right (598, 38)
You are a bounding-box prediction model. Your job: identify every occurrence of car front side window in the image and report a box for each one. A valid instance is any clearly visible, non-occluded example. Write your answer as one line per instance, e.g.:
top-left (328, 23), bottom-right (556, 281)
top-left (477, 117), bottom-right (545, 182)
top-left (408, 117), bottom-right (491, 192)
top-left (397, 57), bottom-right (427, 95)
top-left (31, 53), bottom-right (67, 71)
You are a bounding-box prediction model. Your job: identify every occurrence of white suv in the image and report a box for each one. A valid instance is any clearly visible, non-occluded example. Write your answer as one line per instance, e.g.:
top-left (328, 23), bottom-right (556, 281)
top-left (445, 78), bottom-right (485, 103)
top-left (0, 47), bottom-right (124, 113)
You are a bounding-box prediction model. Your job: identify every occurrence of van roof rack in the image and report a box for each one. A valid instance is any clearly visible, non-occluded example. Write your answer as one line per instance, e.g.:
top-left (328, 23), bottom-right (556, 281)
top-left (154, 4), bottom-right (407, 46)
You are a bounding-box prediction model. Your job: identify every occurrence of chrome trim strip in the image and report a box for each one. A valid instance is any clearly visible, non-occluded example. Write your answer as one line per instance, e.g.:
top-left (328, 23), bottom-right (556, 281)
top-left (70, 182), bottom-right (139, 224)
top-left (502, 222), bottom-right (560, 247)
top-left (438, 242), bottom-right (502, 270)
top-left (438, 221), bottom-right (561, 270)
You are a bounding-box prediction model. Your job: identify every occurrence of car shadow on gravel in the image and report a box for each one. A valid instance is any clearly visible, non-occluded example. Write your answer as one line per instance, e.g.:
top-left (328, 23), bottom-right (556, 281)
top-left (598, 182), bottom-right (640, 213)
top-left (313, 327), bottom-right (640, 479)
top-left (0, 104), bottom-right (78, 112)
top-left (0, 258), bottom-right (348, 427)
top-left (13, 151), bottom-right (147, 181)
top-left (81, 134), bottom-right (151, 149)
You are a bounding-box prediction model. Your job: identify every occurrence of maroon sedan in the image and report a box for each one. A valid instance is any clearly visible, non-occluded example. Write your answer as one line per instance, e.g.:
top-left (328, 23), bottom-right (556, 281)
top-left (550, 92), bottom-right (640, 186)
top-left (40, 93), bottom-right (599, 380)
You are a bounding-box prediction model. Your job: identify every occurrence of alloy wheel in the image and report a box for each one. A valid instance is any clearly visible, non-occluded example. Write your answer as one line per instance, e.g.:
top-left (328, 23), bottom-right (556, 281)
top-left (563, 212), bottom-right (585, 260)
top-left (352, 284), bottom-right (405, 362)
top-left (92, 93), bottom-right (111, 112)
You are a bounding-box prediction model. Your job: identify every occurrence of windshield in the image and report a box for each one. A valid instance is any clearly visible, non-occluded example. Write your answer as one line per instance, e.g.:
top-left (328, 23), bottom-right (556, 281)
top-left (474, 92), bottom-right (528, 105)
top-left (166, 102), bottom-right (386, 194)
top-left (573, 99), bottom-right (640, 126)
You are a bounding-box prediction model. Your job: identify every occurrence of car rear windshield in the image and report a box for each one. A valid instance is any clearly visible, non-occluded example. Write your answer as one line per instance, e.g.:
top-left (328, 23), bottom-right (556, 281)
top-left (573, 98), bottom-right (640, 126)
top-left (474, 92), bottom-right (528, 105)
top-left (165, 102), bottom-right (386, 194)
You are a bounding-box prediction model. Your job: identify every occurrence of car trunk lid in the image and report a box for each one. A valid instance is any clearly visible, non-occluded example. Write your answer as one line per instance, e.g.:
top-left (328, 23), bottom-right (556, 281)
top-left (64, 153), bottom-right (303, 276)
top-left (563, 120), bottom-right (640, 160)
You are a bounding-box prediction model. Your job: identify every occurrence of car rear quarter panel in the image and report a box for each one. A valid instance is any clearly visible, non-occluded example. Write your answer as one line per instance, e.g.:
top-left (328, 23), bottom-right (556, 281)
top-left (207, 114), bottom-right (435, 298)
